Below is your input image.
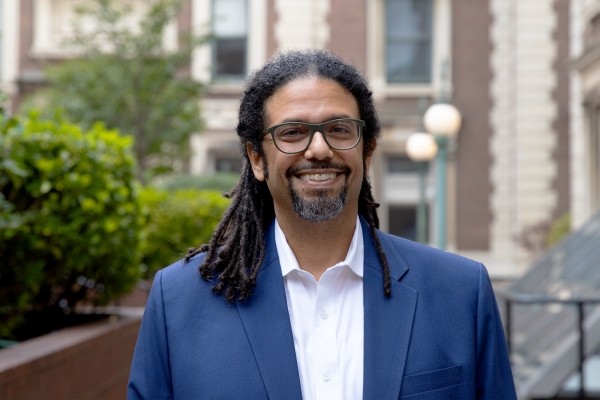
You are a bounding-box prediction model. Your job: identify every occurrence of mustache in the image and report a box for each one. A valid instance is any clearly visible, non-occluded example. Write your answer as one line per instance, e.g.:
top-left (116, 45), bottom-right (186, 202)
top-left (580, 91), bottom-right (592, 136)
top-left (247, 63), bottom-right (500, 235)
top-left (286, 162), bottom-right (351, 178)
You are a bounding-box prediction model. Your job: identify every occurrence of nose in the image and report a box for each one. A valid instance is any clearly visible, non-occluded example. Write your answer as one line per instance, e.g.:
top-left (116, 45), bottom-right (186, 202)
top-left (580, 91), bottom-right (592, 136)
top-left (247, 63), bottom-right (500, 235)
top-left (303, 131), bottom-right (333, 160)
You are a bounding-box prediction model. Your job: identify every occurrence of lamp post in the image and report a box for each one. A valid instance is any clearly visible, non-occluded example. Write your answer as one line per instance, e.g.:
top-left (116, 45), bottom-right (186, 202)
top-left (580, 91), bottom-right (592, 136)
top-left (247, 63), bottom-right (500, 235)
top-left (423, 102), bottom-right (462, 250)
top-left (406, 132), bottom-right (438, 244)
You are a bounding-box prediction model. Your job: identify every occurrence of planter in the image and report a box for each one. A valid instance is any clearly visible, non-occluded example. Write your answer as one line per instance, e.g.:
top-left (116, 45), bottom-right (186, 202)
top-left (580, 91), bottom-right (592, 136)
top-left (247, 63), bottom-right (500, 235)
top-left (0, 307), bottom-right (143, 400)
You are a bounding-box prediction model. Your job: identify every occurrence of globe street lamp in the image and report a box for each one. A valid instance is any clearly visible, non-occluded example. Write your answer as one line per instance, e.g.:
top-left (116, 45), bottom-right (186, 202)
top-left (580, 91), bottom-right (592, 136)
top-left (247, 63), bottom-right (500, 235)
top-left (423, 102), bottom-right (462, 250)
top-left (406, 132), bottom-right (438, 244)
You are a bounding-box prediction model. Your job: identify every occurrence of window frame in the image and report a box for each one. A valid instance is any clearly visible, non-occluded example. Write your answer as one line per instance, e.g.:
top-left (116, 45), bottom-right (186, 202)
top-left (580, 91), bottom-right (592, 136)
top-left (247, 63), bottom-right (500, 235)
top-left (384, 0), bottom-right (434, 84)
top-left (367, 0), bottom-right (451, 97)
top-left (210, 0), bottom-right (249, 82)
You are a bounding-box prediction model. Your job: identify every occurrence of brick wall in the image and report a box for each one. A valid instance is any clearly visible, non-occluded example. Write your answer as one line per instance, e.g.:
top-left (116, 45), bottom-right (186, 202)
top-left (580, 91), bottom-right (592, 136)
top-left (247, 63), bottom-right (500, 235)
top-left (552, 0), bottom-right (571, 219)
top-left (0, 312), bottom-right (143, 400)
top-left (327, 0), bottom-right (367, 73)
top-left (178, 0), bottom-right (193, 78)
top-left (267, 0), bottom-right (278, 58)
top-left (18, 0), bottom-right (40, 74)
top-left (16, 0), bottom-right (44, 107)
top-left (453, 0), bottom-right (494, 250)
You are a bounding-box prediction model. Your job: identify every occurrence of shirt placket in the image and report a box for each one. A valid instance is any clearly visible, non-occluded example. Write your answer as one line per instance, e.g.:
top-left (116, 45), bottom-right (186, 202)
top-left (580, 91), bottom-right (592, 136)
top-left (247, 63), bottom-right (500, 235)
top-left (312, 268), bottom-right (341, 400)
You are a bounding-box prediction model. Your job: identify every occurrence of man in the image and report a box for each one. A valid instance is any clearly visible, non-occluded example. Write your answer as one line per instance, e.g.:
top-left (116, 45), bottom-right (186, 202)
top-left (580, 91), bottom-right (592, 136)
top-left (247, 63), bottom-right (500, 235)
top-left (128, 50), bottom-right (516, 399)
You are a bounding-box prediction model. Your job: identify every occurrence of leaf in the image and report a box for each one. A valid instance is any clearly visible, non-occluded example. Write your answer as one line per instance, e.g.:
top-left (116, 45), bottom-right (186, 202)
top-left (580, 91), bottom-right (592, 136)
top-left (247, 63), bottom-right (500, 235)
top-left (40, 181), bottom-right (52, 194)
top-left (1, 159), bottom-right (28, 178)
top-left (0, 111), bottom-right (143, 339)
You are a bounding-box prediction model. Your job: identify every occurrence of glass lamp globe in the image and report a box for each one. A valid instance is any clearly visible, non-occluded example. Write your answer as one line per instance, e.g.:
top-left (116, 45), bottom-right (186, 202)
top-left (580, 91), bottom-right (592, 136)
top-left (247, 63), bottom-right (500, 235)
top-left (423, 103), bottom-right (462, 137)
top-left (406, 132), bottom-right (438, 162)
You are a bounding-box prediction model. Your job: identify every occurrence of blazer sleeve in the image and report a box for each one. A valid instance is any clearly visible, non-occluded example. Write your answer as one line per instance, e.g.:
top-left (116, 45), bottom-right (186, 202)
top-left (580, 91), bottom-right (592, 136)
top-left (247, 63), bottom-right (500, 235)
top-left (128, 270), bottom-right (174, 400)
top-left (475, 264), bottom-right (517, 399)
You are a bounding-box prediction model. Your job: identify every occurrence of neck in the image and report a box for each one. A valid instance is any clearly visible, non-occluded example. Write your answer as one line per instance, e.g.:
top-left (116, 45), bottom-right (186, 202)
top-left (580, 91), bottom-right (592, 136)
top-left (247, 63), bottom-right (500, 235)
top-left (276, 207), bottom-right (358, 281)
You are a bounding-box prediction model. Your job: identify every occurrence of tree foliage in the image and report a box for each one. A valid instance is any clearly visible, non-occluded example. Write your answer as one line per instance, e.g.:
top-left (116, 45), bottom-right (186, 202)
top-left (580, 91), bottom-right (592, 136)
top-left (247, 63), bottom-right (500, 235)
top-left (0, 111), bottom-right (142, 339)
top-left (25, 0), bottom-right (207, 182)
top-left (546, 213), bottom-right (571, 248)
top-left (515, 212), bottom-right (572, 257)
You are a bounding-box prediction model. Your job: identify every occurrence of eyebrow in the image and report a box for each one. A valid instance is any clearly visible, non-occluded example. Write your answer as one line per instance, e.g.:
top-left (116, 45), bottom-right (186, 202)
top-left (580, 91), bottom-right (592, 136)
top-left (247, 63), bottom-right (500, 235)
top-left (278, 114), bottom-right (354, 124)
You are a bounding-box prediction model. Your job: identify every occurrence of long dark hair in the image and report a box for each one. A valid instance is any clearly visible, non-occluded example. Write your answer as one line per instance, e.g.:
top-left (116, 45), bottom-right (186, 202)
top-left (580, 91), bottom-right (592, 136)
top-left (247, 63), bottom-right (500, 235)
top-left (186, 50), bottom-right (391, 302)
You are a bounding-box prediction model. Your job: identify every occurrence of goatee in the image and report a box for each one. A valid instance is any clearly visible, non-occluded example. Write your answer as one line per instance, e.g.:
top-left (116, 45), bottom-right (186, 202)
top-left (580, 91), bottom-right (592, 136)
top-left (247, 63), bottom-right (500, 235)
top-left (290, 185), bottom-right (348, 222)
top-left (286, 161), bottom-right (350, 222)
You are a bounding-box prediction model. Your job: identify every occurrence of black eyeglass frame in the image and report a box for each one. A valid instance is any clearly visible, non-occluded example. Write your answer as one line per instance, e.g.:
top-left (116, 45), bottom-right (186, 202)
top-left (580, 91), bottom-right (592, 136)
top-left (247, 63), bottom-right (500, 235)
top-left (262, 118), bottom-right (366, 154)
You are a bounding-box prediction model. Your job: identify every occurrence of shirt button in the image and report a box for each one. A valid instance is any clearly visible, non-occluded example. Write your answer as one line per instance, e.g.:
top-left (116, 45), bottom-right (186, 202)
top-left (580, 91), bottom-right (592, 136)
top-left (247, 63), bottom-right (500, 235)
top-left (322, 371), bottom-right (331, 381)
top-left (320, 310), bottom-right (328, 319)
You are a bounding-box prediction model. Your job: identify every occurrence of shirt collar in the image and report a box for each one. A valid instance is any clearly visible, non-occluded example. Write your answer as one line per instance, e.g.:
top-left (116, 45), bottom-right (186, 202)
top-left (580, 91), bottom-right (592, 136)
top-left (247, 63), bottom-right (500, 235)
top-left (275, 215), bottom-right (364, 278)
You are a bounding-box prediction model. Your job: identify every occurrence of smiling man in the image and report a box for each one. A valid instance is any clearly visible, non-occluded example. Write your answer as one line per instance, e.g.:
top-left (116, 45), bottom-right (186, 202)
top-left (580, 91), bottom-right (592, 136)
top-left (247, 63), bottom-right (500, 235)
top-left (128, 50), bottom-right (516, 400)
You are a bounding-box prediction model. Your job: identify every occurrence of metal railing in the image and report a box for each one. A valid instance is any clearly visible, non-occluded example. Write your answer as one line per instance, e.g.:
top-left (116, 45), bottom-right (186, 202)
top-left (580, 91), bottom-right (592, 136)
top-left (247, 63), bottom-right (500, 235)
top-left (499, 291), bottom-right (600, 399)
top-left (498, 211), bottom-right (600, 399)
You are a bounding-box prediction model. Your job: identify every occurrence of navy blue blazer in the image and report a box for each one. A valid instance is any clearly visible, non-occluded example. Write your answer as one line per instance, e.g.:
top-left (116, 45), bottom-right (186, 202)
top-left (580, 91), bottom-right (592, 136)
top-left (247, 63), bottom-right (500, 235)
top-left (128, 218), bottom-right (516, 399)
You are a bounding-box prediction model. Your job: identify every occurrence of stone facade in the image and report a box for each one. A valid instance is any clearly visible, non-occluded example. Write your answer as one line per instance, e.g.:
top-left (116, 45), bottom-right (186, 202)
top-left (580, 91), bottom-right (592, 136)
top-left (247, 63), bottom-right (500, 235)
top-left (487, 0), bottom-right (563, 274)
top-left (275, 0), bottom-right (330, 50)
top-left (571, 0), bottom-right (600, 230)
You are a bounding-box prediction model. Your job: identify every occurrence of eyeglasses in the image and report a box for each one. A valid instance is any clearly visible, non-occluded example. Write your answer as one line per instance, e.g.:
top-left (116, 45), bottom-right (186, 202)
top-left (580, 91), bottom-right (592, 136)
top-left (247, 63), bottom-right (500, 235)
top-left (262, 118), bottom-right (365, 154)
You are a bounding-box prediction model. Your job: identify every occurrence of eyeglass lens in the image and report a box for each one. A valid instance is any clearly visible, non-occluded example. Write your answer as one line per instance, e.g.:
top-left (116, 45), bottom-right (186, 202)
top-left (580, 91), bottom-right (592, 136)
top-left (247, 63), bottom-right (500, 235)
top-left (273, 120), bottom-right (360, 153)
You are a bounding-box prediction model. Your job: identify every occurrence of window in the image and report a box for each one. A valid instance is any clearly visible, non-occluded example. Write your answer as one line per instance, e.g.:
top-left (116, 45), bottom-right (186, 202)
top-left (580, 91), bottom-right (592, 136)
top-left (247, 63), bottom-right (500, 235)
top-left (212, 0), bottom-right (247, 80)
top-left (215, 156), bottom-right (244, 173)
top-left (389, 205), bottom-right (427, 241)
top-left (387, 155), bottom-right (420, 173)
top-left (385, 0), bottom-right (433, 83)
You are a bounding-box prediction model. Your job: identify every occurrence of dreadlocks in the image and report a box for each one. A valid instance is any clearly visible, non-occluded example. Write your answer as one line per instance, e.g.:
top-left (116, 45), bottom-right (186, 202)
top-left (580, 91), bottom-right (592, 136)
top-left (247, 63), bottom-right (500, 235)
top-left (186, 50), bottom-right (391, 302)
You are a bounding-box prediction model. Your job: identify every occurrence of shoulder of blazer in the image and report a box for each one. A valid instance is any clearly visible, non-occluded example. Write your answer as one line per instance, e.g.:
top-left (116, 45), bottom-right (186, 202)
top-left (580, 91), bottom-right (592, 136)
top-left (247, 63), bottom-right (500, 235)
top-left (374, 229), bottom-right (483, 284)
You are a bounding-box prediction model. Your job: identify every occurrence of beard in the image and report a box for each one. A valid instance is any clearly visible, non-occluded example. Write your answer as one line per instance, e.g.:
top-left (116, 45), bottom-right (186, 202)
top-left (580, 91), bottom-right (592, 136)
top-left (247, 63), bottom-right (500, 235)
top-left (290, 184), bottom-right (348, 222)
top-left (286, 162), bottom-right (350, 222)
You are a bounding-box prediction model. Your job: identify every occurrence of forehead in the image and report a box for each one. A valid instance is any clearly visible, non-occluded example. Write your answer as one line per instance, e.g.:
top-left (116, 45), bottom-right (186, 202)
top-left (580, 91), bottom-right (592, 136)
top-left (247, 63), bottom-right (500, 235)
top-left (264, 77), bottom-right (360, 126)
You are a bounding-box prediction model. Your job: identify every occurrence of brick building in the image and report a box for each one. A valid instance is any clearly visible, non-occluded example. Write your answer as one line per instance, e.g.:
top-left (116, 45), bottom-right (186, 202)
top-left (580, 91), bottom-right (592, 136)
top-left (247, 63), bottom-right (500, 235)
top-left (0, 0), bottom-right (575, 278)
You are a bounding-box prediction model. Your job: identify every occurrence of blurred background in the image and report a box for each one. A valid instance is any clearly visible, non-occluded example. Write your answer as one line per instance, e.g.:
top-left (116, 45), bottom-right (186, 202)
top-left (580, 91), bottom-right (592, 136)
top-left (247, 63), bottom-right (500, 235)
top-left (1, 0), bottom-right (600, 398)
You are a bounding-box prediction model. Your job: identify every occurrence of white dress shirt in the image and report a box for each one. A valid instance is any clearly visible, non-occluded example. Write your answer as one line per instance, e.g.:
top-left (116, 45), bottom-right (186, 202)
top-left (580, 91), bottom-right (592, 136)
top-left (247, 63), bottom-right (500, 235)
top-left (275, 217), bottom-right (364, 400)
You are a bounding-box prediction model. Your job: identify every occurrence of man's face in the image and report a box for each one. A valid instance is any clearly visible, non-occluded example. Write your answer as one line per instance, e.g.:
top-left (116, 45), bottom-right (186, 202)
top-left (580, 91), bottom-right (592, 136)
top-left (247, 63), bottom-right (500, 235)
top-left (247, 76), bottom-right (370, 222)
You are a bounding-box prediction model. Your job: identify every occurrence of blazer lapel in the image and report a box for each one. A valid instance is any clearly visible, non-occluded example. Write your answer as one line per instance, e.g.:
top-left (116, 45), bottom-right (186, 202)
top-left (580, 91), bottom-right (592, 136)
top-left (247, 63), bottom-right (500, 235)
top-left (236, 221), bottom-right (303, 400)
top-left (361, 218), bottom-right (418, 399)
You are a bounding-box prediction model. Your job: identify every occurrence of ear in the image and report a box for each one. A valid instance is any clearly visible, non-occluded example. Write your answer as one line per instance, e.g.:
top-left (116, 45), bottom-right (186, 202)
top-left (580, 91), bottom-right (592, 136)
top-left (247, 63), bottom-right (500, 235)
top-left (246, 142), bottom-right (266, 182)
top-left (364, 139), bottom-right (376, 175)
top-left (364, 153), bottom-right (372, 176)
top-left (363, 135), bottom-right (377, 175)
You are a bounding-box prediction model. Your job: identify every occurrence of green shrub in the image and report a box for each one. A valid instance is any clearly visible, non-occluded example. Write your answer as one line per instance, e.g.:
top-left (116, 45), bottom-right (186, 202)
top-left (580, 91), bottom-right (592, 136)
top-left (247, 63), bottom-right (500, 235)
top-left (0, 112), bottom-right (142, 338)
top-left (156, 173), bottom-right (240, 193)
top-left (139, 187), bottom-right (230, 278)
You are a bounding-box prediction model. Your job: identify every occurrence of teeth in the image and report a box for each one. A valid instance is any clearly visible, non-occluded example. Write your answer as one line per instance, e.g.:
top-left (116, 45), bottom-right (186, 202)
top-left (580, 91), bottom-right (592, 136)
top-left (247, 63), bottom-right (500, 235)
top-left (300, 173), bottom-right (337, 181)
